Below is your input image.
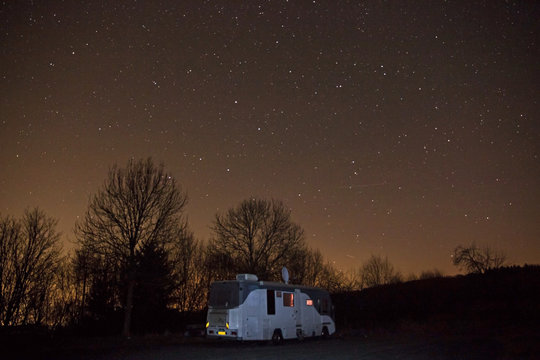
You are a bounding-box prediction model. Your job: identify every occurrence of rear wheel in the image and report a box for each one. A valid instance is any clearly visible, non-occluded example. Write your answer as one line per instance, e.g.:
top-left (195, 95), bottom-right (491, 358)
top-left (272, 329), bottom-right (283, 345)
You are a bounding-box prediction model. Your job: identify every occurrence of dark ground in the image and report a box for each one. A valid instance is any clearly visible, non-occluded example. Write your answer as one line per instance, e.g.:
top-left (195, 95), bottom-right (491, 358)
top-left (5, 323), bottom-right (539, 360)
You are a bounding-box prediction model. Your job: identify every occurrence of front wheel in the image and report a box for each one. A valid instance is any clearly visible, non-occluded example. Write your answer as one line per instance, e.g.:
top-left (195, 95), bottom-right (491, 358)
top-left (321, 326), bottom-right (329, 338)
top-left (272, 329), bottom-right (283, 345)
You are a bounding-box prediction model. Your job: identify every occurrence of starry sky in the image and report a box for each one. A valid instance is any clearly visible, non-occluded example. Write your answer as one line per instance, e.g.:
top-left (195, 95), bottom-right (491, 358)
top-left (1, 1), bottom-right (538, 275)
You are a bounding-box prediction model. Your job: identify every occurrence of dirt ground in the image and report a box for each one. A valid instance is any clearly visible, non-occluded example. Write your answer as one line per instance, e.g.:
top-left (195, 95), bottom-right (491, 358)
top-left (15, 328), bottom-right (538, 360)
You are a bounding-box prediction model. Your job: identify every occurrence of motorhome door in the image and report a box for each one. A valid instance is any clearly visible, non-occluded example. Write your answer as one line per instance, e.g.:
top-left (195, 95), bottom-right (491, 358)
top-left (294, 289), bottom-right (303, 338)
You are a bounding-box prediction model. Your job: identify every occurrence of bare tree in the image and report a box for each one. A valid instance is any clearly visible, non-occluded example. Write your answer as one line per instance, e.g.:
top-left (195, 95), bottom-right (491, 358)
top-left (0, 208), bottom-right (62, 326)
top-left (316, 263), bottom-right (357, 293)
top-left (169, 225), bottom-right (209, 312)
top-left (452, 244), bottom-right (507, 274)
top-left (45, 256), bottom-right (79, 329)
top-left (72, 247), bottom-right (91, 325)
top-left (339, 268), bottom-right (364, 291)
top-left (288, 248), bottom-right (326, 286)
top-left (75, 158), bottom-right (188, 337)
top-left (419, 268), bottom-right (444, 280)
top-left (406, 273), bottom-right (419, 282)
top-left (73, 249), bottom-right (121, 327)
top-left (288, 248), bottom-right (358, 292)
top-left (0, 215), bottom-right (19, 325)
top-left (208, 198), bottom-right (306, 281)
top-left (360, 255), bottom-right (402, 288)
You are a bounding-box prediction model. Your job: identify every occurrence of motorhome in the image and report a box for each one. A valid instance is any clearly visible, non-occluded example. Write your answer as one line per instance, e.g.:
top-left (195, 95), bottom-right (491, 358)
top-left (206, 273), bottom-right (335, 343)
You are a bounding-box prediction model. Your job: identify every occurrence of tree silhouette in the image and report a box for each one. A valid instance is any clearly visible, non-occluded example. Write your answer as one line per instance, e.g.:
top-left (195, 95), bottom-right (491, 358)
top-left (73, 249), bottom-right (123, 333)
top-left (419, 268), bottom-right (444, 280)
top-left (360, 255), bottom-right (402, 288)
top-left (0, 208), bottom-right (62, 326)
top-left (169, 228), bottom-right (208, 312)
top-left (286, 247), bottom-right (325, 286)
top-left (131, 242), bottom-right (175, 333)
top-left (75, 158), bottom-right (188, 337)
top-left (286, 248), bottom-right (356, 292)
top-left (208, 198), bottom-right (306, 281)
top-left (452, 244), bottom-right (507, 274)
top-left (45, 257), bottom-right (78, 329)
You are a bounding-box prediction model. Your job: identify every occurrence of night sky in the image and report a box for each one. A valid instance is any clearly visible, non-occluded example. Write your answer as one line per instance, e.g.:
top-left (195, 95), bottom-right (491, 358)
top-left (1, 1), bottom-right (538, 275)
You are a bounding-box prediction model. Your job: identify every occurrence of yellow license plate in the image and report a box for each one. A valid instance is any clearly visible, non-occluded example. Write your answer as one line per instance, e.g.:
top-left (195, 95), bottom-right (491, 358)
top-left (218, 331), bottom-right (226, 335)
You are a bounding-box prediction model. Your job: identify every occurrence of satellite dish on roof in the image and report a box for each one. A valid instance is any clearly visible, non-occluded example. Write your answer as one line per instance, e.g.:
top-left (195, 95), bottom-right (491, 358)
top-left (282, 267), bottom-right (289, 284)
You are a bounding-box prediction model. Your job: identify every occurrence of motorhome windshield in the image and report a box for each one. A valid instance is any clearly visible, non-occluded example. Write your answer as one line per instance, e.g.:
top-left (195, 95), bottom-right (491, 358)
top-left (209, 282), bottom-right (239, 309)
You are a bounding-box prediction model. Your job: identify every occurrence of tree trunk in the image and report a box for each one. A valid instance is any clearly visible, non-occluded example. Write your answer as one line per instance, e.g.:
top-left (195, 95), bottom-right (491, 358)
top-left (79, 274), bottom-right (86, 324)
top-left (122, 274), bottom-right (135, 338)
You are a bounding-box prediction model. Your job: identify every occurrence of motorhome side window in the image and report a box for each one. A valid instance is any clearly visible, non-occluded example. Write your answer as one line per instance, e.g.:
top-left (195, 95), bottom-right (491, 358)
top-left (283, 292), bottom-right (294, 307)
top-left (267, 289), bottom-right (275, 315)
top-left (321, 297), bottom-right (329, 314)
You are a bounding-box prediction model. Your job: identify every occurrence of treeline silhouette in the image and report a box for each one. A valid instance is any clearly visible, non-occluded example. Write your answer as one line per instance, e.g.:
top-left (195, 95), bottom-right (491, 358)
top-left (333, 265), bottom-right (540, 331)
top-left (0, 158), bottom-right (530, 339)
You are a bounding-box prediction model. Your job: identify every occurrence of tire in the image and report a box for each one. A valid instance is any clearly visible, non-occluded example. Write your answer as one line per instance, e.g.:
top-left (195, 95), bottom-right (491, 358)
top-left (272, 329), bottom-right (283, 345)
top-left (321, 326), bottom-right (329, 338)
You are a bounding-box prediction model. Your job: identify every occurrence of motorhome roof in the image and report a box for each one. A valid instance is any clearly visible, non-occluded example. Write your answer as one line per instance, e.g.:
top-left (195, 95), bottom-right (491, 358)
top-left (211, 279), bottom-right (330, 294)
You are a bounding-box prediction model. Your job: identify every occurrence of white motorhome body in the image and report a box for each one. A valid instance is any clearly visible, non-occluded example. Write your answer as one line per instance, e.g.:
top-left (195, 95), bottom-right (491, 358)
top-left (206, 274), bottom-right (335, 342)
